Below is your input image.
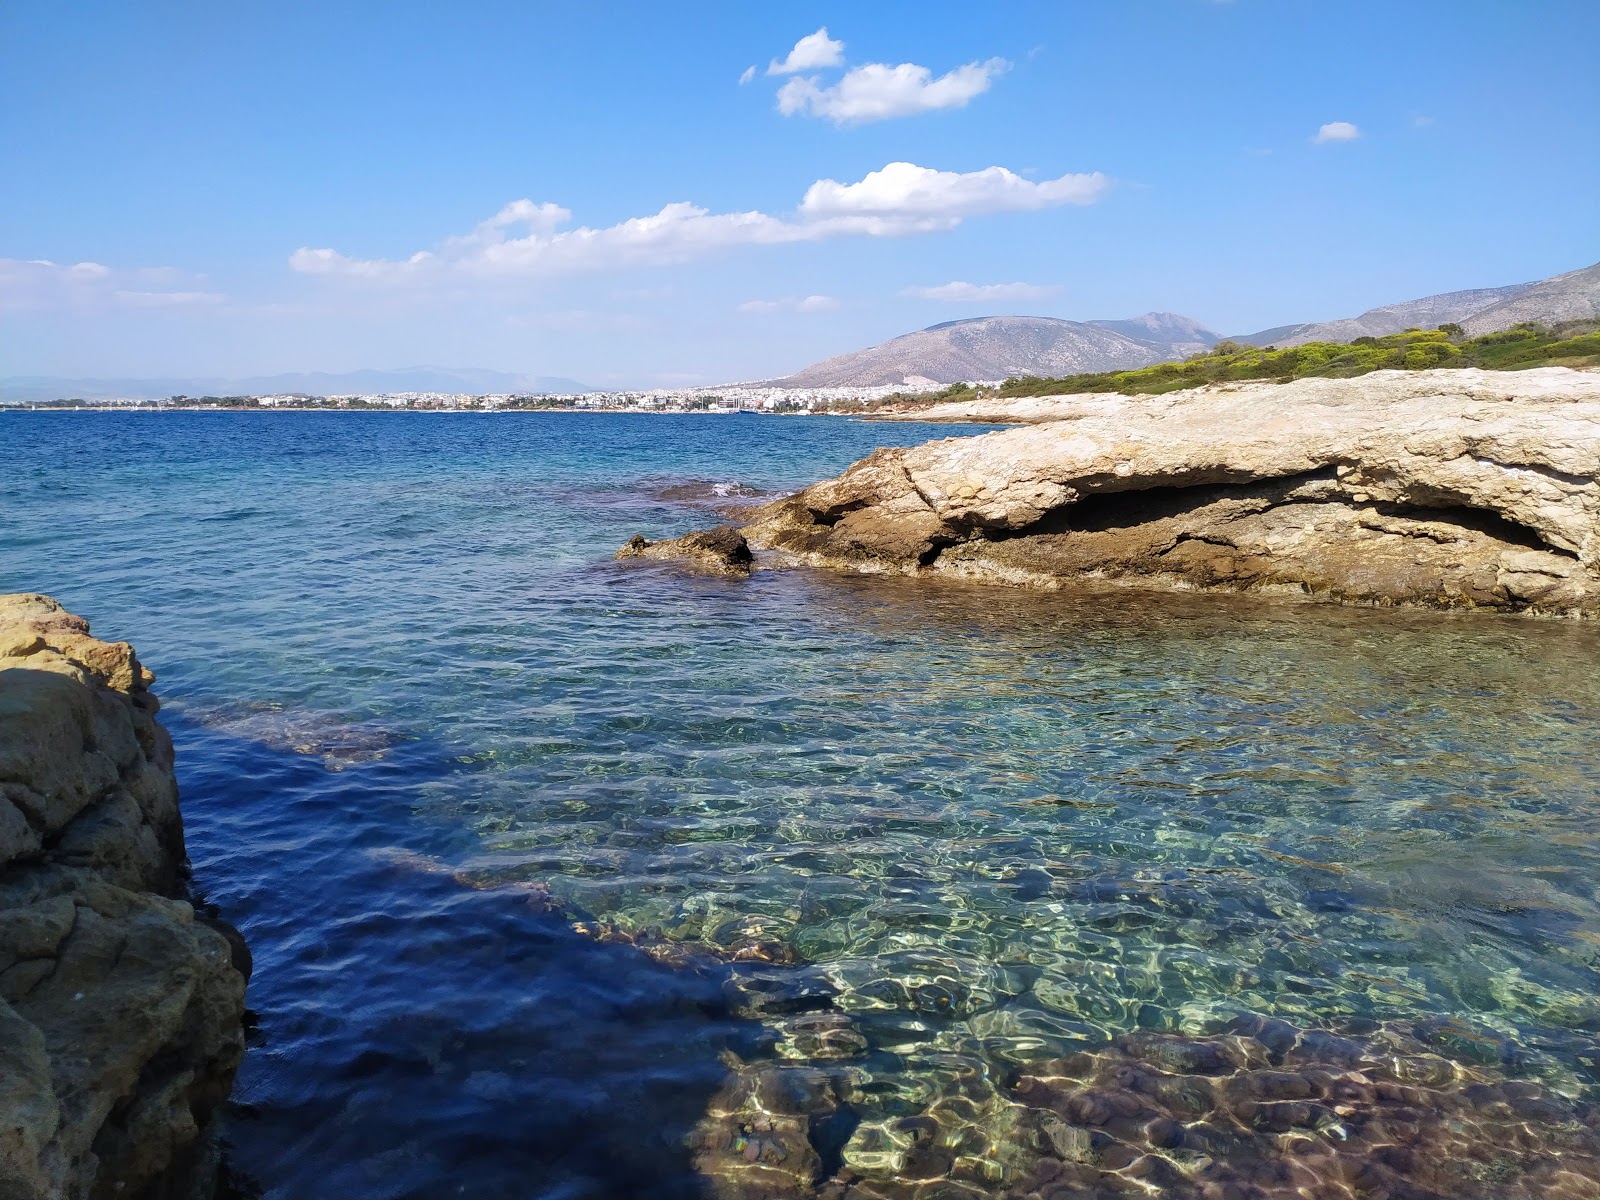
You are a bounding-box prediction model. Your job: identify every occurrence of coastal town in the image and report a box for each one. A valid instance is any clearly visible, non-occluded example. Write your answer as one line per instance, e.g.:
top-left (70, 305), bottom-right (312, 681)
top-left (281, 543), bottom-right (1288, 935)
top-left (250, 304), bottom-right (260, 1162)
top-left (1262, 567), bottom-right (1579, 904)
top-left (2, 380), bottom-right (955, 414)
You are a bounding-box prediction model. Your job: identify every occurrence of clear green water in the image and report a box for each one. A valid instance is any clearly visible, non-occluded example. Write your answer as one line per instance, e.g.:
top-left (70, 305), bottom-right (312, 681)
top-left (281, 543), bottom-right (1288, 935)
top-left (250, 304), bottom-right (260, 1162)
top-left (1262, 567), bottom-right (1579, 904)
top-left (2, 411), bottom-right (1597, 1198)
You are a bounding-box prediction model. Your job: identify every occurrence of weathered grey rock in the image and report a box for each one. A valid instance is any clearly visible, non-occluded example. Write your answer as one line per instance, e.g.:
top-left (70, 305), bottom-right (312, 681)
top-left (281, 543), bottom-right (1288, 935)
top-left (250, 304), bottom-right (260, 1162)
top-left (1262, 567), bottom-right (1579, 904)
top-left (617, 526), bottom-right (754, 576)
top-left (741, 368), bottom-right (1600, 615)
top-left (0, 594), bottom-right (247, 1200)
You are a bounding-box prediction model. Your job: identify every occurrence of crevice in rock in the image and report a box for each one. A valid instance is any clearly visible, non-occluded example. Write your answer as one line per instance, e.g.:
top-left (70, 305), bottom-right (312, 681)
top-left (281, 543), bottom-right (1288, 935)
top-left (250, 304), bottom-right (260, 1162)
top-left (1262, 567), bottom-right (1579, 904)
top-left (938, 464), bottom-right (1583, 566)
top-left (981, 468), bottom-right (1341, 541)
top-left (1463, 454), bottom-right (1596, 491)
top-left (1369, 501), bottom-right (1577, 557)
top-left (810, 501), bottom-right (868, 528)
top-left (1155, 532), bottom-right (1240, 557)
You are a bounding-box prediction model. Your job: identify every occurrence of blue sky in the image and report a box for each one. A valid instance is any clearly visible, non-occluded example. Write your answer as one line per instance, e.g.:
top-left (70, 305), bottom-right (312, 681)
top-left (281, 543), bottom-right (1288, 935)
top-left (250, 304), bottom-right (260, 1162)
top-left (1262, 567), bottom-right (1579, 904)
top-left (4, 1), bottom-right (1597, 386)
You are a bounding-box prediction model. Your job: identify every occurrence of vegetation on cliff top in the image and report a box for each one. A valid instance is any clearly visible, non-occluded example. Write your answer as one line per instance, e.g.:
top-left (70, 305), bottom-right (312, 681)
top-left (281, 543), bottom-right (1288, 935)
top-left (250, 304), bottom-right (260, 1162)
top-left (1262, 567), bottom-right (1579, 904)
top-left (864, 321), bottom-right (1600, 409)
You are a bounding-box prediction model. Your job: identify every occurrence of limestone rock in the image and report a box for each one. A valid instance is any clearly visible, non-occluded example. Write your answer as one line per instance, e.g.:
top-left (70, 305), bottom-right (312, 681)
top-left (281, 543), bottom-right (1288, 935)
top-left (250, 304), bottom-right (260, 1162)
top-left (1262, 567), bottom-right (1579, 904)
top-left (0, 594), bottom-right (248, 1200)
top-left (617, 526), bottom-right (754, 576)
top-left (741, 368), bottom-right (1600, 615)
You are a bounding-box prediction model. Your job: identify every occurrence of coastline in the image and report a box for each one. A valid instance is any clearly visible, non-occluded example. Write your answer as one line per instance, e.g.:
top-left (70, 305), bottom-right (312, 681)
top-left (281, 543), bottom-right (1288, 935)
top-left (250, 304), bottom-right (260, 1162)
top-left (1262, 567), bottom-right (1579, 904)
top-left (630, 366), bottom-right (1600, 618)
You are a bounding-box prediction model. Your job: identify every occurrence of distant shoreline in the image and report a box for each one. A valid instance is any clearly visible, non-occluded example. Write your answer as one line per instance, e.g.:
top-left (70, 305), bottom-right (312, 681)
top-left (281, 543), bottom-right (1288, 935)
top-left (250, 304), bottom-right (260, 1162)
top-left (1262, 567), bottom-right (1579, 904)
top-left (0, 406), bottom-right (841, 417)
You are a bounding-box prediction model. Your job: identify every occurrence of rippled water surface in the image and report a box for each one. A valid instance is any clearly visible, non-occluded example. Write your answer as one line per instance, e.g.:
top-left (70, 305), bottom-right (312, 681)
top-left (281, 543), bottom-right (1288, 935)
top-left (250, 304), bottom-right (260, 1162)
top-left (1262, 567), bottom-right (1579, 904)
top-left (4, 411), bottom-right (1599, 1199)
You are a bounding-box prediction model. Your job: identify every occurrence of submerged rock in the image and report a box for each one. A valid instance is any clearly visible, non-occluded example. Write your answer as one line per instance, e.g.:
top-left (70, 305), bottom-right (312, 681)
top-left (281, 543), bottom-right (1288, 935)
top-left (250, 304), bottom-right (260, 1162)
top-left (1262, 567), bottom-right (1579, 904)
top-left (617, 526), bottom-right (754, 576)
top-left (649, 479), bottom-right (771, 503)
top-left (736, 368), bottom-right (1600, 615)
top-left (0, 594), bottom-right (248, 1200)
top-left (181, 700), bottom-right (398, 770)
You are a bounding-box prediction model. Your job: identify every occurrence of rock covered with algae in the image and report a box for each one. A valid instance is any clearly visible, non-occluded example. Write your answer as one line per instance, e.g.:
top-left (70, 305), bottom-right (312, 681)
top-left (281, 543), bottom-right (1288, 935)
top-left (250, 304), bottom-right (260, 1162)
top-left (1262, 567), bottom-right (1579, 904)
top-left (693, 1014), bottom-right (1600, 1200)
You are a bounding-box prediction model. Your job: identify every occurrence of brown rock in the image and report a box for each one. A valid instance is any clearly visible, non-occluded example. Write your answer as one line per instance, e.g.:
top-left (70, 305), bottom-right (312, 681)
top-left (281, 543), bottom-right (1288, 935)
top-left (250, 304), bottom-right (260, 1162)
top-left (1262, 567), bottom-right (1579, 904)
top-left (0, 594), bottom-right (248, 1200)
top-left (617, 525), bottom-right (754, 576)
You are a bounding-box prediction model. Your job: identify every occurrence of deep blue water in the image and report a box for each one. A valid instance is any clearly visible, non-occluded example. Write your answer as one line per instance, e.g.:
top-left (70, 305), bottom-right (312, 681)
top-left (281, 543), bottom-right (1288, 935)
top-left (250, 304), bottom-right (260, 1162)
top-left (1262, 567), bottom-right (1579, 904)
top-left (3, 411), bottom-right (1600, 1199)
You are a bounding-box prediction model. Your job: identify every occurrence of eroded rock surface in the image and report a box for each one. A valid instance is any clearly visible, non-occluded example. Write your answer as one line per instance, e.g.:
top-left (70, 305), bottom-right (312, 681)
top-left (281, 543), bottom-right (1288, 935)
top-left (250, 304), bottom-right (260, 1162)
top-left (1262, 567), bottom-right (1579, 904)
top-left (0, 594), bottom-right (248, 1200)
top-left (618, 526), bottom-right (754, 576)
top-left (743, 368), bottom-right (1600, 614)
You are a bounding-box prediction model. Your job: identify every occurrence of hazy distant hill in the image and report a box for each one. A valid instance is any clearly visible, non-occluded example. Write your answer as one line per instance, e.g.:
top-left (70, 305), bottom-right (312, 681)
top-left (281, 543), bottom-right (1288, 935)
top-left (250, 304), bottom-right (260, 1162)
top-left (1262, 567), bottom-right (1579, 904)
top-left (1234, 260), bottom-right (1599, 347)
top-left (0, 367), bottom-right (592, 404)
top-left (1459, 262), bottom-right (1600, 335)
top-left (1086, 312), bottom-right (1220, 360)
top-left (769, 313), bottom-right (1220, 388)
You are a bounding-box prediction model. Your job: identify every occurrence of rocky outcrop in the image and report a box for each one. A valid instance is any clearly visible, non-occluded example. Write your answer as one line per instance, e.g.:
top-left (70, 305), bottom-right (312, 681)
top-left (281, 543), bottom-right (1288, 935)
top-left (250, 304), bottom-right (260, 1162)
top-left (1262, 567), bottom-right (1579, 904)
top-left (617, 526), bottom-right (754, 576)
top-left (738, 368), bottom-right (1600, 615)
top-left (0, 594), bottom-right (248, 1200)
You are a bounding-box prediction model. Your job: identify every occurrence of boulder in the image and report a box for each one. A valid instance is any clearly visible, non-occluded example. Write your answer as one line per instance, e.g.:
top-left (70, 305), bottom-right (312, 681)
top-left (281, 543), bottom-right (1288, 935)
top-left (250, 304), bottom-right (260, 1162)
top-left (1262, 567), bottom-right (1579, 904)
top-left (617, 526), bottom-right (754, 576)
top-left (741, 368), bottom-right (1600, 615)
top-left (0, 594), bottom-right (248, 1200)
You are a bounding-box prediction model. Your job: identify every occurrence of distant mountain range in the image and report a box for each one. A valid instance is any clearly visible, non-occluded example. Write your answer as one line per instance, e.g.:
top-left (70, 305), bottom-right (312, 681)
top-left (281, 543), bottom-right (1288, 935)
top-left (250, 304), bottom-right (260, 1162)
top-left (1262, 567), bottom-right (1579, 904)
top-left (1234, 262), bottom-right (1600, 347)
top-left (768, 312), bottom-right (1219, 389)
top-left (0, 367), bottom-right (592, 404)
top-left (8, 262), bottom-right (1596, 401)
top-left (774, 259), bottom-right (1600, 388)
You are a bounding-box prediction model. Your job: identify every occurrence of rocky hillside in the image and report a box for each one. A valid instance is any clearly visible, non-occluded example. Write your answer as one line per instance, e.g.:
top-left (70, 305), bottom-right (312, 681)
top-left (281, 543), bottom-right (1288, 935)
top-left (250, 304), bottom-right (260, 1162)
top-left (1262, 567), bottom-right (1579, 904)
top-left (0, 595), bottom-right (248, 1200)
top-left (769, 313), bottom-right (1219, 388)
top-left (644, 368), bottom-right (1600, 617)
top-left (1460, 261), bottom-right (1600, 334)
top-left (1237, 260), bottom-right (1599, 347)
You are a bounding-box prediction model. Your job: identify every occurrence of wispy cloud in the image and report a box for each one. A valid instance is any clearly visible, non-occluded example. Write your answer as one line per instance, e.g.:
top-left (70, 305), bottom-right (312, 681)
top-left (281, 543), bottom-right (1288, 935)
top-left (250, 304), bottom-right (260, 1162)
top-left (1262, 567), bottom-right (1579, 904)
top-left (506, 309), bottom-right (652, 332)
top-left (113, 289), bottom-right (224, 308)
top-left (902, 281), bottom-right (1060, 302)
top-left (0, 258), bottom-right (221, 311)
top-left (738, 65), bottom-right (756, 86)
top-left (290, 162), bottom-right (1109, 283)
top-left (778, 58), bottom-right (1008, 124)
top-left (768, 28), bottom-right (845, 75)
top-left (737, 295), bottom-right (839, 314)
top-left (1313, 121), bottom-right (1361, 143)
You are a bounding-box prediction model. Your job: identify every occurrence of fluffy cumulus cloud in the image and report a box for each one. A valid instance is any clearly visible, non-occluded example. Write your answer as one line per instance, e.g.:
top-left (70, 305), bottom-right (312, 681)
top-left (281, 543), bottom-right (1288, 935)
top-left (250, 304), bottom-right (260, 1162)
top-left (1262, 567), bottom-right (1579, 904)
top-left (799, 162), bottom-right (1106, 233)
top-left (1314, 121), bottom-right (1361, 143)
top-left (903, 281), bottom-right (1061, 302)
top-left (289, 162), bottom-right (1109, 282)
top-left (778, 58), bottom-right (1008, 124)
top-left (768, 28), bottom-right (845, 75)
top-left (0, 258), bottom-right (221, 311)
top-left (737, 295), bottom-right (839, 314)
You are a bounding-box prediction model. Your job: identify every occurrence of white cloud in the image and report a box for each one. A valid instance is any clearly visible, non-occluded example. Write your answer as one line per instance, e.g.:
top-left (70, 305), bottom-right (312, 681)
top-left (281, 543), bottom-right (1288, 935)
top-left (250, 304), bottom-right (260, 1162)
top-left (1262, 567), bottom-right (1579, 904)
top-left (0, 258), bottom-right (220, 311)
top-left (903, 281), bottom-right (1061, 302)
top-left (778, 58), bottom-right (1008, 124)
top-left (738, 65), bottom-right (756, 86)
top-left (768, 28), bottom-right (844, 75)
top-left (738, 295), bottom-right (839, 314)
top-left (799, 161), bottom-right (1107, 232)
top-left (1411, 113), bottom-right (1435, 129)
top-left (1313, 121), bottom-right (1361, 143)
top-left (289, 161), bottom-right (1110, 282)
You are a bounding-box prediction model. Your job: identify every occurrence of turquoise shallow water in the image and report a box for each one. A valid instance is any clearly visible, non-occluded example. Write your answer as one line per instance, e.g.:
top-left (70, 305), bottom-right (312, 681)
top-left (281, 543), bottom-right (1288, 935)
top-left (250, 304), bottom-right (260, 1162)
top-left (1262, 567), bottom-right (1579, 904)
top-left (3, 411), bottom-right (1599, 1198)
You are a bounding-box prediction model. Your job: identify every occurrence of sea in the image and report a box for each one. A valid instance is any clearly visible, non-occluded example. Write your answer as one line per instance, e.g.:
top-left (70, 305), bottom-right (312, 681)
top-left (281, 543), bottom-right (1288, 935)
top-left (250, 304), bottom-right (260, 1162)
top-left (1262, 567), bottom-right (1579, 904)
top-left (3, 410), bottom-right (1599, 1198)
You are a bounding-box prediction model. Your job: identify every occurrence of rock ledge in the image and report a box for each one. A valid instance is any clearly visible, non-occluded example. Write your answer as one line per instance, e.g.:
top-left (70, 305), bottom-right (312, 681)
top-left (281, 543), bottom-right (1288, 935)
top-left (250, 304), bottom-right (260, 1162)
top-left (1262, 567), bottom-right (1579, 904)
top-left (733, 369), bottom-right (1600, 615)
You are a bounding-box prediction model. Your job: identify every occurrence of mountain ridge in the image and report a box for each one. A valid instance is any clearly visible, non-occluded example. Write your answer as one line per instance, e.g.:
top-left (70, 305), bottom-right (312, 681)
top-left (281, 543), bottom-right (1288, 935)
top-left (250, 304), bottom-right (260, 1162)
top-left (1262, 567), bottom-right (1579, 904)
top-left (774, 259), bottom-right (1599, 388)
top-left (767, 312), bottom-right (1219, 388)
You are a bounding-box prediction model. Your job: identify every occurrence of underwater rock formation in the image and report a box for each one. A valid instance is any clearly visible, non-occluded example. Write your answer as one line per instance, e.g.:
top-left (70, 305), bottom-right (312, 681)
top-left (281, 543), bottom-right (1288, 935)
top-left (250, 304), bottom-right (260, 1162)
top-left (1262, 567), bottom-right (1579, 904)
top-left (0, 594), bottom-right (248, 1200)
top-left (376, 847), bottom-right (1600, 1198)
top-left (694, 1018), bottom-right (1600, 1200)
top-left (740, 368), bottom-right (1600, 615)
